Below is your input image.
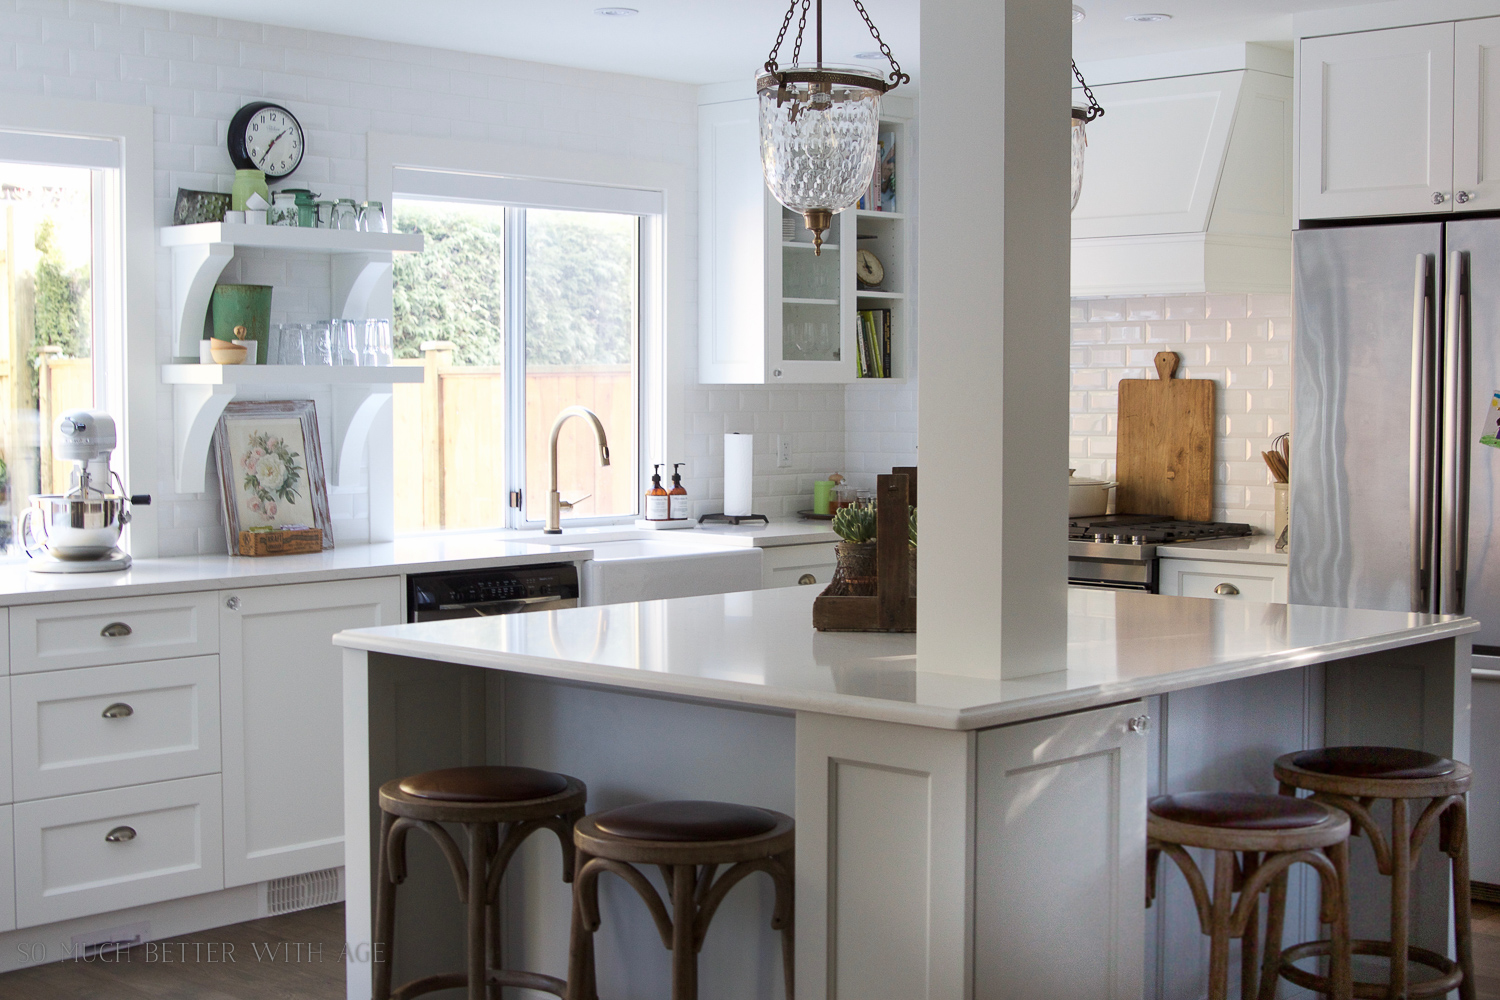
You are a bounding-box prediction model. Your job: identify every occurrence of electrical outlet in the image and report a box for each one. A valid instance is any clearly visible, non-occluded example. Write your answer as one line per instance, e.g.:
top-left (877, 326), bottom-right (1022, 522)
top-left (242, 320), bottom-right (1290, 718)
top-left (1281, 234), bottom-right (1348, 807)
top-left (776, 435), bottom-right (792, 468)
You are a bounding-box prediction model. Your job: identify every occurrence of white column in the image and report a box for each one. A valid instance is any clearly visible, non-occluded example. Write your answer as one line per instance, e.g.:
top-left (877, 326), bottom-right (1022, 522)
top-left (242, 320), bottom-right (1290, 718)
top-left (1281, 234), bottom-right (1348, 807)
top-left (916, 0), bottom-right (1071, 678)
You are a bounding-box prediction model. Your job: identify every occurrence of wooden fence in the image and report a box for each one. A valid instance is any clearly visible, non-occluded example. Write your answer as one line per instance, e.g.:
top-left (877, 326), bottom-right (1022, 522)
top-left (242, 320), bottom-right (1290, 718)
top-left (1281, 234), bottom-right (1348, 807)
top-left (392, 343), bottom-right (635, 532)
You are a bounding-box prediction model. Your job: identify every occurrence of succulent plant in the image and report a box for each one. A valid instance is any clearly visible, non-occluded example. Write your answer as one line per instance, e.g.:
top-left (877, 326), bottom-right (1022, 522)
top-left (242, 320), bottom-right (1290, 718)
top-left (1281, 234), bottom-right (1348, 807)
top-left (831, 501), bottom-right (918, 547)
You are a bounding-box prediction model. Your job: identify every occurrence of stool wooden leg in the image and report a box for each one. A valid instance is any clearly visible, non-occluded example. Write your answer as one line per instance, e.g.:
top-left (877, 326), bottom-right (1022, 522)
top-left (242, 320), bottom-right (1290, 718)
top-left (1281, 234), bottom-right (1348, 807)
top-left (1390, 798), bottom-right (1410, 1000)
top-left (567, 851), bottom-right (598, 1000)
top-left (373, 810), bottom-right (398, 1000)
top-left (466, 823), bottom-right (490, 1000)
top-left (1240, 892), bottom-right (1260, 1000)
top-left (1209, 850), bottom-right (1235, 1000)
top-left (1448, 798), bottom-right (1476, 1000)
top-left (486, 823), bottom-right (502, 1000)
top-left (1257, 868), bottom-right (1288, 1000)
top-left (671, 863), bottom-right (699, 1000)
top-left (1328, 838), bottom-right (1353, 1000)
top-left (777, 849), bottom-right (795, 1000)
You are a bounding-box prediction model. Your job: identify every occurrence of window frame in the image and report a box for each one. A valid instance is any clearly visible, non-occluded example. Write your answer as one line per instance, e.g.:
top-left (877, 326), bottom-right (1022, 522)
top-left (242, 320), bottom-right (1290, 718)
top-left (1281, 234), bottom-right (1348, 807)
top-left (0, 98), bottom-right (155, 556)
top-left (370, 134), bottom-right (687, 534)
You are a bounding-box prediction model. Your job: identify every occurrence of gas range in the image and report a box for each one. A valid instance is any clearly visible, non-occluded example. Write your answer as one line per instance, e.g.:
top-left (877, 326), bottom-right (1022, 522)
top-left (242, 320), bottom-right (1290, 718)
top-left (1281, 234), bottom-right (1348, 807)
top-left (1068, 515), bottom-right (1255, 592)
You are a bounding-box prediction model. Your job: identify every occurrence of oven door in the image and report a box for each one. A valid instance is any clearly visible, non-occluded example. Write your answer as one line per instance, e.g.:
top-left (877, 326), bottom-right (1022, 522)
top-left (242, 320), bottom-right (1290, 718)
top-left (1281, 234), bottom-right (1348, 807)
top-left (1067, 559), bottom-right (1157, 593)
top-left (411, 595), bottom-right (579, 622)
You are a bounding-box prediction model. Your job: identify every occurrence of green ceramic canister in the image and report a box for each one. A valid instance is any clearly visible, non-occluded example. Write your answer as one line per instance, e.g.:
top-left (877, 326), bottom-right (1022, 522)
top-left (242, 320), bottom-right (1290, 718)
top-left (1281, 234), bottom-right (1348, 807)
top-left (211, 284), bottom-right (273, 362)
top-left (231, 169), bottom-right (270, 212)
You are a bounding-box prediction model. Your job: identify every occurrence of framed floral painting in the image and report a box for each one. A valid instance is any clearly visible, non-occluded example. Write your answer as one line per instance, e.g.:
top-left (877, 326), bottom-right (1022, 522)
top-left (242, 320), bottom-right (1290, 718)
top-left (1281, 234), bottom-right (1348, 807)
top-left (213, 400), bottom-right (333, 550)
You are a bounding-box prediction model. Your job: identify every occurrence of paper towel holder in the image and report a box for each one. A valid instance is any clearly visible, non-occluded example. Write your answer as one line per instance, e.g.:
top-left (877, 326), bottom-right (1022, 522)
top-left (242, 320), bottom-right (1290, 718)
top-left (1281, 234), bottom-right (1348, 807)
top-left (697, 512), bottom-right (770, 526)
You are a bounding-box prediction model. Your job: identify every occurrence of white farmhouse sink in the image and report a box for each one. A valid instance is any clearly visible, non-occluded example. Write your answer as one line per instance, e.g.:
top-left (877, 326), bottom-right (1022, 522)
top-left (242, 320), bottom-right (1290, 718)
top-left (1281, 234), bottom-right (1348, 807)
top-left (579, 538), bottom-right (762, 606)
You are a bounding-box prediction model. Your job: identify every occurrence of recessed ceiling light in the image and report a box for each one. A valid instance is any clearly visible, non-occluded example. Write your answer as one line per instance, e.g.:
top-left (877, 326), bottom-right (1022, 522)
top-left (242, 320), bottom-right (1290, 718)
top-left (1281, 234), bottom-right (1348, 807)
top-left (1124, 12), bottom-right (1172, 21)
top-left (854, 50), bottom-right (883, 60)
top-left (1072, 5), bottom-right (1086, 23)
top-left (594, 6), bottom-right (639, 16)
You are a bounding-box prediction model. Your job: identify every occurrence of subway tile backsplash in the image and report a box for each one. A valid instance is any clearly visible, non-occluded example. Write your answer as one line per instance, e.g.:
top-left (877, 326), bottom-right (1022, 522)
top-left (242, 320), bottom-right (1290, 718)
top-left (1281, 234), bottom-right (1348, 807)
top-left (1069, 293), bottom-right (1293, 533)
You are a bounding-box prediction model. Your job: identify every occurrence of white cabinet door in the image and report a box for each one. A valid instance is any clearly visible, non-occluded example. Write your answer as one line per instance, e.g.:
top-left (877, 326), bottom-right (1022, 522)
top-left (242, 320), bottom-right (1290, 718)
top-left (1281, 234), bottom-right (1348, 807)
top-left (10, 592), bottom-right (218, 673)
top-left (974, 700), bottom-right (1148, 1000)
top-left (1469, 660), bottom-right (1500, 884)
top-left (0, 806), bottom-right (13, 933)
top-left (1157, 557), bottom-right (1289, 602)
top-left (699, 97), bottom-right (770, 385)
top-left (1299, 23), bottom-right (1456, 219)
top-left (219, 576), bottom-right (400, 887)
top-left (761, 542), bottom-right (837, 589)
top-left (1454, 16), bottom-right (1500, 210)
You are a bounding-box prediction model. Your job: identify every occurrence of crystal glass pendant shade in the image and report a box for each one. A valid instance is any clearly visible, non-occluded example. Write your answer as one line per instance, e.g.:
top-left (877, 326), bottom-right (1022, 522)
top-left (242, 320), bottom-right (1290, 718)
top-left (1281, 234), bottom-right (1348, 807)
top-left (1071, 108), bottom-right (1088, 210)
top-left (757, 68), bottom-right (884, 254)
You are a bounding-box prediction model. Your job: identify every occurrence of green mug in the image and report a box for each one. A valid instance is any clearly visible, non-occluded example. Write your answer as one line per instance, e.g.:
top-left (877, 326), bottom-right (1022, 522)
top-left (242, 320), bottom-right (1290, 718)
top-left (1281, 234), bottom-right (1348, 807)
top-left (211, 284), bottom-right (273, 363)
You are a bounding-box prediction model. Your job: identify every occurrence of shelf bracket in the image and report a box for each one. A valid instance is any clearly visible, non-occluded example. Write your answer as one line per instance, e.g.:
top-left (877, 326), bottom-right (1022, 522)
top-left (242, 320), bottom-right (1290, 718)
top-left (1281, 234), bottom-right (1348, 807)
top-left (334, 388), bottom-right (393, 489)
top-left (332, 253), bottom-right (394, 320)
top-left (171, 242), bottom-right (235, 361)
top-left (173, 383), bottom-right (235, 494)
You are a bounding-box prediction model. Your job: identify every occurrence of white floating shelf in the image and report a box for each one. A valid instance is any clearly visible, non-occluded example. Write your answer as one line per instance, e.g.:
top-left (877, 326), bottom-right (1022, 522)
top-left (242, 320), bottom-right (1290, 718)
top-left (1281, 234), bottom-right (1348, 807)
top-left (782, 241), bottom-right (840, 250)
top-left (854, 210), bottom-right (905, 220)
top-left (162, 364), bottom-right (424, 385)
top-left (160, 223), bottom-right (424, 253)
top-left (783, 297), bottom-right (840, 306)
top-left (163, 364), bottom-right (425, 496)
top-left (855, 290), bottom-right (905, 300)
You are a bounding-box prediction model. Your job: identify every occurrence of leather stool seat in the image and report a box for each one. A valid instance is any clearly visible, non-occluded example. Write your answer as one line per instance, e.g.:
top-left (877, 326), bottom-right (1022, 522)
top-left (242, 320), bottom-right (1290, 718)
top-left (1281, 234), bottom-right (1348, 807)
top-left (1150, 791), bottom-right (1331, 831)
top-left (398, 765), bottom-right (570, 803)
top-left (1289, 746), bottom-right (1456, 781)
top-left (593, 800), bottom-right (780, 842)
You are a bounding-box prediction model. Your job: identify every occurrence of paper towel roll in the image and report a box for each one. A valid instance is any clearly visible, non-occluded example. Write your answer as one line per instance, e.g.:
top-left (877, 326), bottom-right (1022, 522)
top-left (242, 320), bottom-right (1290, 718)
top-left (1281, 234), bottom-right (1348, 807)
top-left (724, 433), bottom-right (754, 516)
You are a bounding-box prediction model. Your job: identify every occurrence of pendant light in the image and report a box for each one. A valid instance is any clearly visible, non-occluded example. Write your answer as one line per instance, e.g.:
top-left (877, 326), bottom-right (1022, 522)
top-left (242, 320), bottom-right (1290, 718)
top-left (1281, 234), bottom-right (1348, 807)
top-left (757, 0), bottom-right (909, 254)
top-left (1071, 61), bottom-right (1105, 210)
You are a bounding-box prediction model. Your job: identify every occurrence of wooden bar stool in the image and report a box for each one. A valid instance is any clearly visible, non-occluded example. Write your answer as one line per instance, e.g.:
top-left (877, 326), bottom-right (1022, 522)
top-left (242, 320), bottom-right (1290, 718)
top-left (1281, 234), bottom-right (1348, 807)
top-left (1273, 747), bottom-right (1474, 1000)
top-left (566, 800), bottom-right (794, 1000)
top-left (374, 765), bottom-right (587, 1000)
top-left (1147, 791), bottom-right (1353, 1000)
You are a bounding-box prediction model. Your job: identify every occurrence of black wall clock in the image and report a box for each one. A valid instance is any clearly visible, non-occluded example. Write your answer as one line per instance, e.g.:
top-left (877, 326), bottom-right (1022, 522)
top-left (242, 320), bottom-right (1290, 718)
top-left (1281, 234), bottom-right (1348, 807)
top-left (228, 102), bottom-right (304, 180)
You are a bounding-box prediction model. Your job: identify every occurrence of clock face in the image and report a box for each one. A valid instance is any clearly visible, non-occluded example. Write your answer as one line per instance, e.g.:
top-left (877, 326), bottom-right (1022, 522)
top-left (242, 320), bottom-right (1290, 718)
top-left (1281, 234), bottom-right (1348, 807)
top-left (229, 103), bottom-right (304, 179)
top-left (856, 249), bottom-right (885, 287)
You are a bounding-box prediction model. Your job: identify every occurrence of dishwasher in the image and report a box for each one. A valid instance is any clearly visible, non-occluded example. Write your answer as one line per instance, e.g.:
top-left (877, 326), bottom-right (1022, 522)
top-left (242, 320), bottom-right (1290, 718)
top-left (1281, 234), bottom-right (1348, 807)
top-left (407, 563), bottom-right (581, 622)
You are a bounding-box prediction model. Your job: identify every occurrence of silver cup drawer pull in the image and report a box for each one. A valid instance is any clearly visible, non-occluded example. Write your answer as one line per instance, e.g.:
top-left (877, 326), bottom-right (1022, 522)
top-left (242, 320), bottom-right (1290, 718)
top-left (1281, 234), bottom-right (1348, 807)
top-left (1213, 583), bottom-right (1241, 596)
top-left (105, 826), bottom-right (136, 843)
top-left (100, 622), bottom-right (132, 638)
top-left (101, 703), bottom-right (134, 719)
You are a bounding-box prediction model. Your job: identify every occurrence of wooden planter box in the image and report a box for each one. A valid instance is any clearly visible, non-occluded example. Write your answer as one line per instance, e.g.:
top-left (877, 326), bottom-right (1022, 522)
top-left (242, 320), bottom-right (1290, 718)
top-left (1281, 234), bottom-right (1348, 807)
top-left (238, 528), bottom-right (324, 557)
top-left (813, 472), bottom-right (916, 632)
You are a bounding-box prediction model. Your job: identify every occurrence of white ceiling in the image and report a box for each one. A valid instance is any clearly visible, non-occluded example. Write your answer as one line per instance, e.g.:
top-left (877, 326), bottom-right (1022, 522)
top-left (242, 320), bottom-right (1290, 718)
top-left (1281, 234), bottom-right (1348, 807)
top-left (133, 0), bottom-right (1377, 86)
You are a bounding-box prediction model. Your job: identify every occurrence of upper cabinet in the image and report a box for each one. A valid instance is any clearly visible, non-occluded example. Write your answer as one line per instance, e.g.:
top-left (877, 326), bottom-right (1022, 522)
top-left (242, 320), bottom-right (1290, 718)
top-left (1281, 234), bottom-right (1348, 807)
top-left (1297, 18), bottom-right (1500, 219)
top-left (697, 91), bottom-right (912, 384)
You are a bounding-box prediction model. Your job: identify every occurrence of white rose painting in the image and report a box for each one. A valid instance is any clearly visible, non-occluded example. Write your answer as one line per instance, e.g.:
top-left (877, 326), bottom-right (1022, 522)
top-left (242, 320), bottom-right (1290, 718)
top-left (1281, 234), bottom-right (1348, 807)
top-left (213, 401), bottom-right (332, 550)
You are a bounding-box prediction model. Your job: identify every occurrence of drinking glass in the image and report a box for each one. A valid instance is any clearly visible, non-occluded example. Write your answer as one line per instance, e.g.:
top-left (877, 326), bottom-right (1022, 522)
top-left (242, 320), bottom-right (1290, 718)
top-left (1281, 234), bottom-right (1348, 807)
top-left (309, 321), bottom-right (335, 366)
top-left (369, 318), bottom-right (393, 366)
top-left (315, 200), bottom-right (335, 228)
top-left (334, 199), bottom-right (359, 231)
top-left (266, 324), bottom-right (283, 365)
top-left (278, 324), bottom-right (306, 365)
top-left (335, 319), bottom-right (361, 366)
top-left (360, 201), bottom-right (388, 233)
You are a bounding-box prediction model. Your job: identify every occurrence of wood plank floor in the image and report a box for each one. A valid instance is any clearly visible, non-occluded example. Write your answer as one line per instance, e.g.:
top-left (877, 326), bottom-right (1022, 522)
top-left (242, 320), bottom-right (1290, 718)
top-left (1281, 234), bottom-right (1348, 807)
top-left (1, 899), bottom-right (1499, 997)
top-left (0, 903), bottom-right (346, 999)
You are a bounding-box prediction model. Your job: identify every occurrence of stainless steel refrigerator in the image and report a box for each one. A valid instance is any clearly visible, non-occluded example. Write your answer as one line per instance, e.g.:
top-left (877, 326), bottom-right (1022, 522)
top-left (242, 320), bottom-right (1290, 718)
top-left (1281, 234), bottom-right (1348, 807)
top-left (1292, 218), bottom-right (1500, 880)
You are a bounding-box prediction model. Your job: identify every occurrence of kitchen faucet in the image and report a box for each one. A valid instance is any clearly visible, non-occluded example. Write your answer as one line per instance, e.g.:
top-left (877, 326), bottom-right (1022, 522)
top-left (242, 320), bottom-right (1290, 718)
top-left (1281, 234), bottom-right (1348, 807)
top-left (545, 406), bottom-right (611, 533)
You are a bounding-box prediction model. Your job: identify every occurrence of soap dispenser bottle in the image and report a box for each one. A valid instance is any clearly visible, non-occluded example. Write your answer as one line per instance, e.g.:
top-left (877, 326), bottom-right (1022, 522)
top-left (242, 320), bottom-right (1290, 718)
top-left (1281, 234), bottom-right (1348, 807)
top-left (668, 464), bottom-right (688, 521)
top-left (646, 465), bottom-right (670, 521)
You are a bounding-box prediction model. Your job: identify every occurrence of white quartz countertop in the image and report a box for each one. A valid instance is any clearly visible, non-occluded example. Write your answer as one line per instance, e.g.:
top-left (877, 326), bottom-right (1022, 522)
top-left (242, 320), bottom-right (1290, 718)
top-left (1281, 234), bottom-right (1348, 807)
top-left (0, 537), bottom-right (592, 607)
top-left (1157, 537), bottom-right (1288, 565)
top-left (335, 585), bottom-right (1473, 731)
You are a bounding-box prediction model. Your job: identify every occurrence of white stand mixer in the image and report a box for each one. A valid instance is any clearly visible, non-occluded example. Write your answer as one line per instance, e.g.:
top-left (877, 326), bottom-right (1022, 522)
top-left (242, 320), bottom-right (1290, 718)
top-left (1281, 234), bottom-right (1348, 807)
top-left (19, 410), bottom-right (150, 573)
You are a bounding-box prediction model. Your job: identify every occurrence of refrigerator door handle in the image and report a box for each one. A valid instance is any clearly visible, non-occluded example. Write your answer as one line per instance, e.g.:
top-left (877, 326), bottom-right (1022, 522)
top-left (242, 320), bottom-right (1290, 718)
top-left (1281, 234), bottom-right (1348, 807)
top-left (1441, 249), bottom-right (1470, 615)
top-left (1411, 253), bottom-right (1436, 613)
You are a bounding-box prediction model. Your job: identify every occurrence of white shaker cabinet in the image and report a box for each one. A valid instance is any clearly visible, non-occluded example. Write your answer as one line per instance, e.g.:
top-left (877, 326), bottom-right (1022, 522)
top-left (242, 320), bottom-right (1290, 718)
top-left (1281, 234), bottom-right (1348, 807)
top-left (1455, 17), bottom-right (1500, 212)
top-left (1299, 22), bottom-right (1456, 219)
top-left (1158, 556), bottom-right (1289, 602)
top-left (219, 577), bottom-right (400, 887)
top-left (760, 542), bottom-right (838, 590)
top-left (974, 701), bottom-right (1148, 1000)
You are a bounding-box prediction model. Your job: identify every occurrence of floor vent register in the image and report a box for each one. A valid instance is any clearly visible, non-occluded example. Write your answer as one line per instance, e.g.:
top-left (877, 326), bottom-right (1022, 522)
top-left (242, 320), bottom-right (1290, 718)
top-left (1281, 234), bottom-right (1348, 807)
top-left (262, 867), bottom-right (344, 916)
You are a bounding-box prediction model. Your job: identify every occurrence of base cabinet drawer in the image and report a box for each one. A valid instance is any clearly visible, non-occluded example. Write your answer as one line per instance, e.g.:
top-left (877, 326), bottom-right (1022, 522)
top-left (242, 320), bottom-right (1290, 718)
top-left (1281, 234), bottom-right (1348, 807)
top-left (11, 656), bottom-right (221, 800)
top-left (14, 775), bottom-right (223, 927)
top-left (1157, 558), bottom-right (1288, 602)
top-left (11, 593), bottom-right (219, 673)
top-left (762, 542), bottom-right (838, 589)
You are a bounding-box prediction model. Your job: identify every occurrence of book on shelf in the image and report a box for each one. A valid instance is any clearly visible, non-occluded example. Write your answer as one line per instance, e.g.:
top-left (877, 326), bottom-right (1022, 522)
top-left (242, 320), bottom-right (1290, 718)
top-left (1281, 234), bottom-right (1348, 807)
top-left (856, 309), bottom-right (892, 378)
top-left (856, 131), bottom-right (896, 212)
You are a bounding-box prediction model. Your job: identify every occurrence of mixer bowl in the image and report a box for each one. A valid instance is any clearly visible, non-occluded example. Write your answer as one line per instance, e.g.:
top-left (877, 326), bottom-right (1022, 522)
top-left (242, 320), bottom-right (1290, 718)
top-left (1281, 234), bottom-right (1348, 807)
top-left (21, 494), bottom-right (126, 559)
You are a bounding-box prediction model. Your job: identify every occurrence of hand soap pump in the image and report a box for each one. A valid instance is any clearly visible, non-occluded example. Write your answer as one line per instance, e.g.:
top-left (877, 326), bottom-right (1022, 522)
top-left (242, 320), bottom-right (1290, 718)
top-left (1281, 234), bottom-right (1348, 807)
top-left (646, 465), bottom-right (670, 521)
top-left (669, 464), bottom-right (688, 520)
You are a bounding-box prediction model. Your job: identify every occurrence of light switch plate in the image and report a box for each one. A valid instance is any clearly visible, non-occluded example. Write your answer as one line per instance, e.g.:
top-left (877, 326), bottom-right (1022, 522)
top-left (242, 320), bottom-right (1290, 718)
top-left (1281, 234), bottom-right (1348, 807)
top-left (776, 435), bottom-right (792, 468)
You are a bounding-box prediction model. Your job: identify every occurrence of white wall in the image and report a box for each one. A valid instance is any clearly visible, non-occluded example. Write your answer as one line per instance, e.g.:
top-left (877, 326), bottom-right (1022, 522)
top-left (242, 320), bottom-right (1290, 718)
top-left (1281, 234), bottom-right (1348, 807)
top-left (0, 0), bottom-right (850, 549)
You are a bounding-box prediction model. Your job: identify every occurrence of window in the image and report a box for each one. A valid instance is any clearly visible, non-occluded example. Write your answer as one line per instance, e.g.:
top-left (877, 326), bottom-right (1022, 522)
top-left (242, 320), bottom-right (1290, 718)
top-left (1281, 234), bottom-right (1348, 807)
top-left (390, 170), bottom-right (655, 532)
top-left (0, 132), bottom-right (122, 555)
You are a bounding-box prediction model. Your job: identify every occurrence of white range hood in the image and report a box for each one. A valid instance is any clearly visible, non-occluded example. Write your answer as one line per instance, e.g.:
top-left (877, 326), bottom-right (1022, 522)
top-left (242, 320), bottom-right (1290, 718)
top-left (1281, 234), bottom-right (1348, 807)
top-left (1071, 45), bottom-right (1294, 297)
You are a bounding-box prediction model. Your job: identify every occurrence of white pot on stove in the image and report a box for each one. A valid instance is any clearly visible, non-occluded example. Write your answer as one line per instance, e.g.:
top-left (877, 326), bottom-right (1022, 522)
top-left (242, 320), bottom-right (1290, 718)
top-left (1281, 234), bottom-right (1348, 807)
top-left (1068, 470), bottom-right (1115, 518)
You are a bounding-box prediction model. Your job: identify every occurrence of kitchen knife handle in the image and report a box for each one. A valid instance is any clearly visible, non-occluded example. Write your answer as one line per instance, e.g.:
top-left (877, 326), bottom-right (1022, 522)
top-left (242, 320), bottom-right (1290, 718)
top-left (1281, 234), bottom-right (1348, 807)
top-left (1411, 253), bottom-right (1436, 613)
top-left (1441, 250), bottom-right (1470, 615)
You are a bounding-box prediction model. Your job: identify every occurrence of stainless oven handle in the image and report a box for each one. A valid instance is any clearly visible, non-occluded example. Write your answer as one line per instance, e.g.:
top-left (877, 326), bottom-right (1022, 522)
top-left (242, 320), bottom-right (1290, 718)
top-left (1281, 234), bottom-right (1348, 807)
top-left (436, 595), bottom-right (568, 615)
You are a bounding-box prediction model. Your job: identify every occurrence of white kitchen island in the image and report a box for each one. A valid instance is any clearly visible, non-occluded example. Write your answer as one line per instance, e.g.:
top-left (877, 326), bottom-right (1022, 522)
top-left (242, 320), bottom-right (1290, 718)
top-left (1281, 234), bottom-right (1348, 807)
top-left (336, 586), bottom-right (1475, 1000)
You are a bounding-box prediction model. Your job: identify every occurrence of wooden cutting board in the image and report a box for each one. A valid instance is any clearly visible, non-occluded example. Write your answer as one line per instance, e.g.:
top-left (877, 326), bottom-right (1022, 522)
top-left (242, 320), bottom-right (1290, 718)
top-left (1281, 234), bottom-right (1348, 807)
top-left (1116, 351), bottom-right (1215, 521)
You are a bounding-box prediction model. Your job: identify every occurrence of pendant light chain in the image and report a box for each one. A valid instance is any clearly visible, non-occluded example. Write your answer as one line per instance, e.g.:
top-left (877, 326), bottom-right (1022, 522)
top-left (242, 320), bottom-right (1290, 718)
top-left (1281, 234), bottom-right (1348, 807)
top-left (1073, 60), bottom-right (1104, 122)
top-left (851, 0), bottom-right (909, 87)
top-left (763, 0), bottom-right (908, 89)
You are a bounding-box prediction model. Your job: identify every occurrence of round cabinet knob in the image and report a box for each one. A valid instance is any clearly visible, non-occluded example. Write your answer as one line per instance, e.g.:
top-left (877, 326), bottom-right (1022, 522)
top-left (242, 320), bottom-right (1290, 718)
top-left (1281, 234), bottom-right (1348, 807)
top-left (101, 703), bottom-right (134, 719)
top-left (1433, 191), bottom-right (1449, 204)
top-left (225, 596), bottom-right (241, 611)
top-left (1213, 582), bottom-right (1241, 596)
top-left (772, 369), bottom-right (784, 378)
top-left (798, 573), bottom-right (817, 586)
top-left (1457, 191), bottom-right (1474, 204)
top-left (99, 622), bottom-right (132, 638)
top-left (1127, 715), bottom-right (1152, 733)
top-left (105, 826), bottom-right (137, 843)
